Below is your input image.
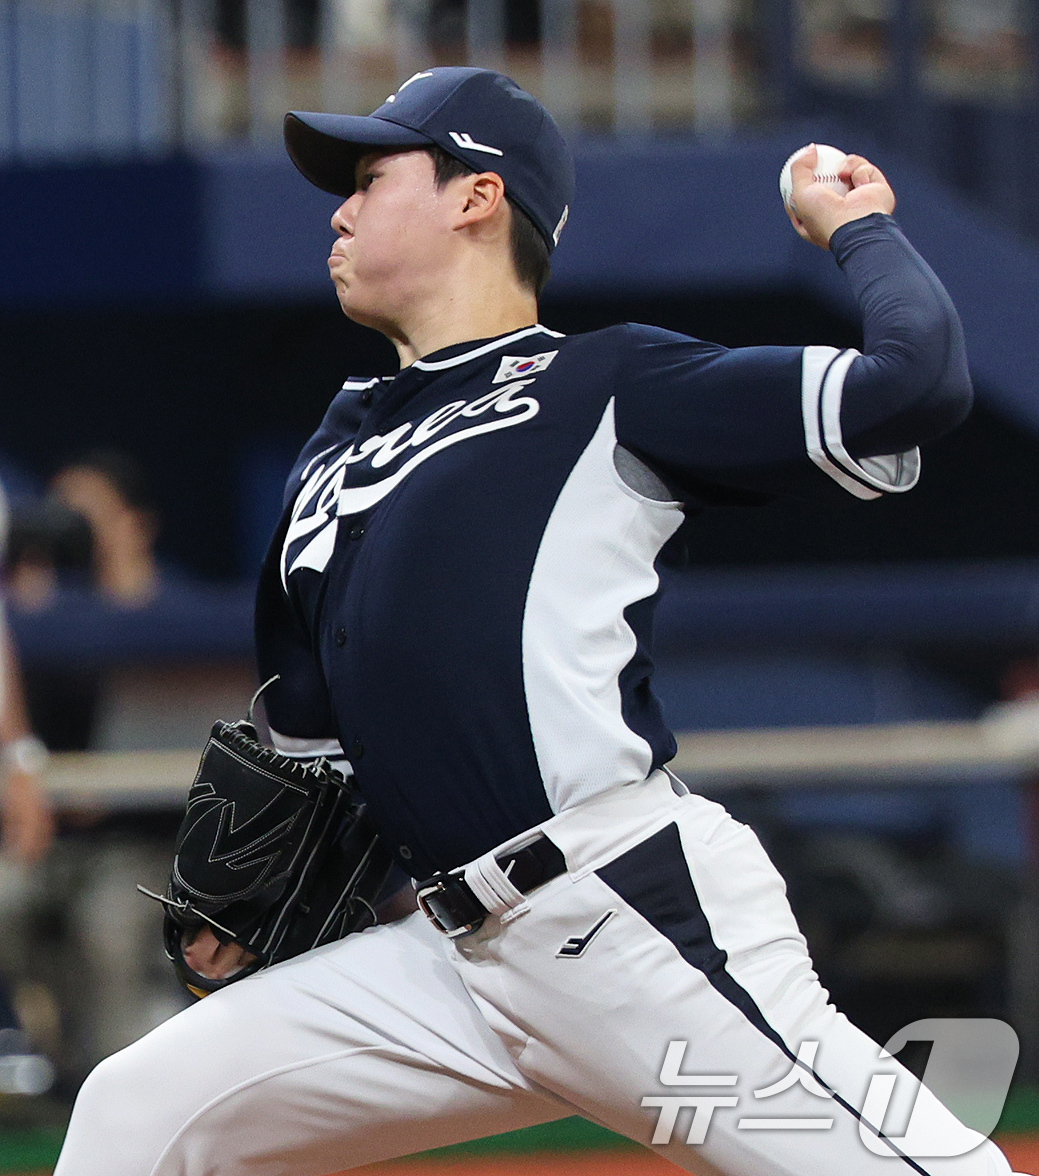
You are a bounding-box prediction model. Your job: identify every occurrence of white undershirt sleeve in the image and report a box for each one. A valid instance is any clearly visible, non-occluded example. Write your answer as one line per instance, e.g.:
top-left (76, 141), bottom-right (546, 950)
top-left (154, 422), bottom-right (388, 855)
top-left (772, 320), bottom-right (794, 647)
top-left (269, 729), bottom-right (351, 775)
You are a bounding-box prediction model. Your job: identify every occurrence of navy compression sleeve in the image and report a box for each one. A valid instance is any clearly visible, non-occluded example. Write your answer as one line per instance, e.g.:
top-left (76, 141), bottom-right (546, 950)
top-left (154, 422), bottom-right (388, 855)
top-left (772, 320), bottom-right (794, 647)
top-left (833, 213), bottom-right (972, 457)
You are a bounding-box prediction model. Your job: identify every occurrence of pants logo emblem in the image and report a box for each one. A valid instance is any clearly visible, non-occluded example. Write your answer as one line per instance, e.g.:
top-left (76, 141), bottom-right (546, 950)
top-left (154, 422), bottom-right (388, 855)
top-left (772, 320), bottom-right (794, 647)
top-left (556, 909), bottom-right (617, 958)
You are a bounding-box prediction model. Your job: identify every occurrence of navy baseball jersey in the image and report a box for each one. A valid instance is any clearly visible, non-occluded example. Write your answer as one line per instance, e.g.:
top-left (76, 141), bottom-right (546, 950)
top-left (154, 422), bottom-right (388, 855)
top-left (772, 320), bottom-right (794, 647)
top-left (257, 214), bottom-right (971, 879)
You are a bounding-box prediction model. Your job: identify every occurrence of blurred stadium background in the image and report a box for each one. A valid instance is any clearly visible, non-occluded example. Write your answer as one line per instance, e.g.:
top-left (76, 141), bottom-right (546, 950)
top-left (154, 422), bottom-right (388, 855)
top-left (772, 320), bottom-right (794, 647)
top-left (4, 0), bottom-right (1039, 1169)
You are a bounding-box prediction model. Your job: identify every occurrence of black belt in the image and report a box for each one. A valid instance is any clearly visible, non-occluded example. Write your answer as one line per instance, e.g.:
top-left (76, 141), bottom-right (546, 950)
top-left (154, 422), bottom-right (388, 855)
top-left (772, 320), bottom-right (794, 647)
top-left (416, 834), bottom-right (567, 938)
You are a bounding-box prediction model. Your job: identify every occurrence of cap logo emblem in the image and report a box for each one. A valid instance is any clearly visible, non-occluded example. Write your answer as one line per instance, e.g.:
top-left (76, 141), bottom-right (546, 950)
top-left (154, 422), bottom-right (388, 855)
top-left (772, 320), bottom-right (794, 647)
top-left (385, 70), bottom-right (433, 103)
top-left (449, 131), bottom-right (504, 157)
top-left (552, 204), bottom-right (569, 245)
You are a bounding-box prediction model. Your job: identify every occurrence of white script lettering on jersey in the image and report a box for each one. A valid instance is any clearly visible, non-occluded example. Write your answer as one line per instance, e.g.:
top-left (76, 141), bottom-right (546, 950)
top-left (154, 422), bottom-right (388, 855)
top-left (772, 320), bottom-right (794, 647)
top-left (281, 378), bottom-right (540, 586)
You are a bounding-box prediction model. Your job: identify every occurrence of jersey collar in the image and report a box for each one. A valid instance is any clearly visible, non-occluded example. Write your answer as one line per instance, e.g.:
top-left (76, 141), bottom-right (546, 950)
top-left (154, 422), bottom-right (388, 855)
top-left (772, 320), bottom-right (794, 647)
top-left (411, 324), bottom-right (564, 373)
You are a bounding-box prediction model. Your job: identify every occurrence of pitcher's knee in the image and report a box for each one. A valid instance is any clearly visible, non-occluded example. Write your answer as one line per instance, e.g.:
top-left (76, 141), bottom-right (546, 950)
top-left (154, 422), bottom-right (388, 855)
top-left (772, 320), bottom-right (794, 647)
top-left (74, 1045), bottom-right (162, 1137)
top-left (62, 1030), bottom-right (209, 1176)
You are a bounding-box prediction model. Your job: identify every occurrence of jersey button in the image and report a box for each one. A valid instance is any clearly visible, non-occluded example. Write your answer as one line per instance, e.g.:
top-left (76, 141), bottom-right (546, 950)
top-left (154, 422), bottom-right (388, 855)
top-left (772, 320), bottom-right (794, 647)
top-left (350, 739), bottom-right (365, 760)
top-left (334, 627), bottom-right (347, 647)
top-left (360, 389), bottom-right (373, 406)
top-left (348, 523), bottom-right (365, 540)
top-left (398, 845), bottom-right (412, 861)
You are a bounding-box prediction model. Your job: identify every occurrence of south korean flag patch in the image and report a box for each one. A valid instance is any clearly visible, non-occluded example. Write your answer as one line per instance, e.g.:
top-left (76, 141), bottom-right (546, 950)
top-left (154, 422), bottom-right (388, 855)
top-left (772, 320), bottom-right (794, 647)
top-left (493, 350), bottom-right (558, 384)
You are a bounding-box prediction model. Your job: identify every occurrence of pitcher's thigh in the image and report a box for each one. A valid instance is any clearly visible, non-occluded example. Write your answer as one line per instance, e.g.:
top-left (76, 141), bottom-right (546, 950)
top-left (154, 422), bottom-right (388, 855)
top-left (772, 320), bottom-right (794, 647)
top-left (55, 913), bottom-right (565, 1176)
top-left (592, 809), bottom-right (1017, 1175)
top-left (465, 804), bottom-right (1015, 1176)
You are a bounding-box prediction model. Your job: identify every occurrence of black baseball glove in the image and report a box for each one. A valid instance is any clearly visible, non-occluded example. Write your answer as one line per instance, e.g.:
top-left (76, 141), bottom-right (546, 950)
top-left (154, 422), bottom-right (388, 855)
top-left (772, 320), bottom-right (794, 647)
top-left (142, 710), bottom-right (392, 999)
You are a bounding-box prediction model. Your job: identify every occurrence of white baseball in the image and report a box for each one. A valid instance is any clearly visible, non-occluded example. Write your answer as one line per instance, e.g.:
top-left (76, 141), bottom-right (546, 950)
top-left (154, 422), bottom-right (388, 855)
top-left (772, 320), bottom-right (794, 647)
top-left (779, 143), bottom-right (852, 208)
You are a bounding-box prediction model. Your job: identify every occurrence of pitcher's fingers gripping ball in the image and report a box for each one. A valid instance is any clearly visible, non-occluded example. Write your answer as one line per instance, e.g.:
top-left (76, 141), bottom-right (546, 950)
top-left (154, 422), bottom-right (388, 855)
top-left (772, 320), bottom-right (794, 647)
top-left (780, 143), bottom-right (896, 249)
top-left (779, 143), bottom-right (852, 205)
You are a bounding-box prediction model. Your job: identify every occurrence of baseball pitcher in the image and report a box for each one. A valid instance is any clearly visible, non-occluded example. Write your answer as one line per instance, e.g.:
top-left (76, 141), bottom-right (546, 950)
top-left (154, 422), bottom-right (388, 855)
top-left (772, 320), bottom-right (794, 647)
top-left (55, 68), bottom-right (1017, 1176)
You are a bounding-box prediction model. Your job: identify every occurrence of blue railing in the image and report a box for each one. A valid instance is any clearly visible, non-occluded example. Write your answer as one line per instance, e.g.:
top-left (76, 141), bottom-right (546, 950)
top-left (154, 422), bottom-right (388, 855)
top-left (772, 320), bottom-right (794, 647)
top-left (2, 1), bottom-right (1037, 242)
top-left (0, 0), bottom-right (190, 159)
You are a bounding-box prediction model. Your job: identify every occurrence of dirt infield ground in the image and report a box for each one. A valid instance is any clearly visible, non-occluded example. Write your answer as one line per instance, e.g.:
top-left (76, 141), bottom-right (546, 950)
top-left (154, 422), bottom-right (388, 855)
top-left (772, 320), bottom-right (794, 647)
top-left (360, 1154), bottom-right (1039, 1176)
top-left (353, 1139), bottom-right (1039, 1175)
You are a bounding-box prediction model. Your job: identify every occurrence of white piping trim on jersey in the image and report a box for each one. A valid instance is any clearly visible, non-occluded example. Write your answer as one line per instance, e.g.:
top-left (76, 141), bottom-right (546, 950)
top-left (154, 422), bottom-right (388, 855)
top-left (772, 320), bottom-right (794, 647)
top-left (412, 325), bottom-right (564, 371)
top-left (818, 351), bottom-right (920, 493)
top-left (801, 345), bottom-right (921, 501)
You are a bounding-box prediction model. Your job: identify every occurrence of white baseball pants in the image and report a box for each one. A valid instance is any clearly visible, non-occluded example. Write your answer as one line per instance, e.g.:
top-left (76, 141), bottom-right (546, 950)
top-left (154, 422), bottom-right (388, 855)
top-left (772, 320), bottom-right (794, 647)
top-left (55, 771), bottom-right (1017, 1176)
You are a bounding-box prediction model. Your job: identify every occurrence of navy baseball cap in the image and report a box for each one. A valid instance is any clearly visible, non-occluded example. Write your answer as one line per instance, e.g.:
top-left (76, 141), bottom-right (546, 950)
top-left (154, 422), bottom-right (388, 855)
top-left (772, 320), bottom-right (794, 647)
top-left (284, 67), bottom-right (574, 252)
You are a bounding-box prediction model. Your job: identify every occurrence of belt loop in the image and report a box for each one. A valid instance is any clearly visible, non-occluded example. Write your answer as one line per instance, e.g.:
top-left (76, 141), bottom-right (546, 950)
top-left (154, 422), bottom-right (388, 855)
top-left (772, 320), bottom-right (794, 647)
top-left (463, 852), bottom-right (526, 919)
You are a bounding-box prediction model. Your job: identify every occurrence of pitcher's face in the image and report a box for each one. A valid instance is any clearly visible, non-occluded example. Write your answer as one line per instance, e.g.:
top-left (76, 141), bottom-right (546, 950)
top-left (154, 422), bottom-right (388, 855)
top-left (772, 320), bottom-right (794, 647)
top-left (328, 149), bottom-right (457, 333)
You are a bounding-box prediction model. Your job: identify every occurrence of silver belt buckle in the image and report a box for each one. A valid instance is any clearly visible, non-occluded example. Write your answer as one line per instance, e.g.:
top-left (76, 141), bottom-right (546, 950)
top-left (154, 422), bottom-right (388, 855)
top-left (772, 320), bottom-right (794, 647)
top-left (415, 872), bottom-right (485, 938)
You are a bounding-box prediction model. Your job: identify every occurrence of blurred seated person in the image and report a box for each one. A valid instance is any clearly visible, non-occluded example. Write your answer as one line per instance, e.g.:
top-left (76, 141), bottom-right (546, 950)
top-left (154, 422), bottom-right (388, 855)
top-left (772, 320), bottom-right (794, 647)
top-left (0, 610), bottom-right (58, 1094)
top-left (7, 450), bottom-right (163, 749)
top-left (4, 498), bottom-right (92, 613)
top-left (0, 616), bottom-right (53, 865)
top-left (51, 450), bottom-right (161, 607)
top-left (0, 479), bottom-right (55, 863)
top-left (4, 499), bottom-right (98, 752)
top-left (45, 454), bottom-right (191, 1065)
top-left (3, 457), bottom-right (188, 1077)
top-left (0, 478), bottom-right (56, 1091)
